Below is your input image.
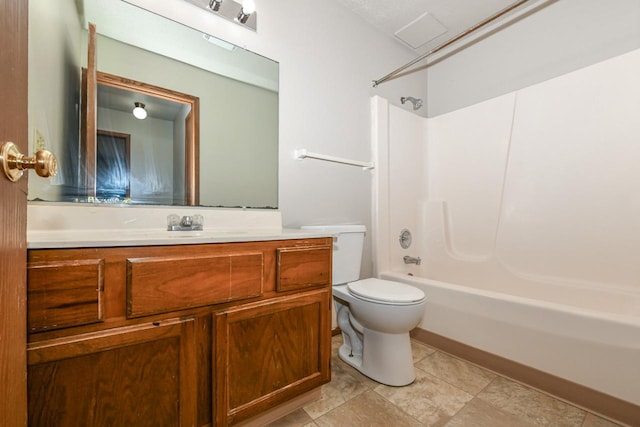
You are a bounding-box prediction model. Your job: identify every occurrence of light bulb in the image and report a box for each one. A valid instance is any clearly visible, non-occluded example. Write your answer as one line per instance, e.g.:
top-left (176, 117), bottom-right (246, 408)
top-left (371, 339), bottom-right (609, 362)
top-left (242, 0), bottom-right (255, 14)
top-left (132, 102), bottom-right (147, 120)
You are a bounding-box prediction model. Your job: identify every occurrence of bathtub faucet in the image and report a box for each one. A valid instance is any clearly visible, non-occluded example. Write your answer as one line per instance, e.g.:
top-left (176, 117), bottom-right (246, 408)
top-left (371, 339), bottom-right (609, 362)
top-left (403, 255), bottom-right (421, 266)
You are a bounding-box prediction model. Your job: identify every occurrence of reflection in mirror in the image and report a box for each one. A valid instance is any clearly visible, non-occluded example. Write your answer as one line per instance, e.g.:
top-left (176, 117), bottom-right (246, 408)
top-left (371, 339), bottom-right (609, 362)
top-left (94, 71), bottom-right (199, 205)
top-left (96, 130), bottom-right (131, 200)
top-left (28, 0), bottom-right (279, 208)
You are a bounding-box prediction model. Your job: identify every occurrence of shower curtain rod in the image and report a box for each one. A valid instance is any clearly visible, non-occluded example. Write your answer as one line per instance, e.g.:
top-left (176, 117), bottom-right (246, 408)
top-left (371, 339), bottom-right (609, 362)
top-left (372, 0), bottom-right (531, 87)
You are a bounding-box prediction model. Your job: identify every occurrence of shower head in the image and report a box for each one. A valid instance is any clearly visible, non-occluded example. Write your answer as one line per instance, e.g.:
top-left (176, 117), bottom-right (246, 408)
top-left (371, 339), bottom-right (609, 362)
top-left (401, 96), bottom-right (423, 110)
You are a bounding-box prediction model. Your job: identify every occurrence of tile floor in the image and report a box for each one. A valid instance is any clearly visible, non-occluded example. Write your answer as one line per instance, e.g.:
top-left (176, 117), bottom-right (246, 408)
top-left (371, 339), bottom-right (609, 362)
top-left (267, 336), bottom-right (623, 427)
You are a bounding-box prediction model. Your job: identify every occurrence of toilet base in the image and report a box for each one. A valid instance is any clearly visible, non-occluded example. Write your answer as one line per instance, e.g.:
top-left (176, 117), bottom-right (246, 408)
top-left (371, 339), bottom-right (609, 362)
top-left (338, 328), bottom-right (416, 386)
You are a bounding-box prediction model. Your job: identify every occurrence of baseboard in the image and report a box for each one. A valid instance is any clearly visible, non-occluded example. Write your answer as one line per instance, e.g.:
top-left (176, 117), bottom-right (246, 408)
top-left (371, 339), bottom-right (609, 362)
top-left (411, 328), bottom-right (639, 427)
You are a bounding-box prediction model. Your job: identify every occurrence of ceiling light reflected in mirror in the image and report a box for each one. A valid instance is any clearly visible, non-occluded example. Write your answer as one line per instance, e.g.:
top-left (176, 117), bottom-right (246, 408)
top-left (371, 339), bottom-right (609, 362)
top-left (132, 102), bottom-right (147, 120)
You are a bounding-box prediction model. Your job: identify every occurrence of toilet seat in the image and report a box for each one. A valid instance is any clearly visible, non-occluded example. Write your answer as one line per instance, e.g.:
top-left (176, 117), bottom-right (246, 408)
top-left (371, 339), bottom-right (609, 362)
top-left (347, 278), bottom-right (425, 306)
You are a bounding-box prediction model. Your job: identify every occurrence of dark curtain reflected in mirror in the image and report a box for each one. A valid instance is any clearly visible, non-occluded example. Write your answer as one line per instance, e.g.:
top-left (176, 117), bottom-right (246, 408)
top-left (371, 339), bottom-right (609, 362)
top-left (96, 130), bottom-right (130, 201)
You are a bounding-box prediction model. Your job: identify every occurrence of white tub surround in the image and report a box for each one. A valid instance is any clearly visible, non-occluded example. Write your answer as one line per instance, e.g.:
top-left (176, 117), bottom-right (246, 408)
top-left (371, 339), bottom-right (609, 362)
top-left (372, 48), bottom-right (640, 424)
top-left (27, 203), bottom-right (330, 248)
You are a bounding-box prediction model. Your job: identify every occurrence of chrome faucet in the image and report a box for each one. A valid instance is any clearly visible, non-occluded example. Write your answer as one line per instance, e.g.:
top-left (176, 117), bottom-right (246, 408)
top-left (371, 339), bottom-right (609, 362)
top-left (403, 255), bottom-right (421, 265)
top-left (167, 214), bottom-right (204, 231)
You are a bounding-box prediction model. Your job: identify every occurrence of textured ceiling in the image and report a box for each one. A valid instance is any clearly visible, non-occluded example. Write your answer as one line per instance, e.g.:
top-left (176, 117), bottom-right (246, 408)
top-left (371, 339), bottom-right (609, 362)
top-left (332, 0), bottom-right (525, 53)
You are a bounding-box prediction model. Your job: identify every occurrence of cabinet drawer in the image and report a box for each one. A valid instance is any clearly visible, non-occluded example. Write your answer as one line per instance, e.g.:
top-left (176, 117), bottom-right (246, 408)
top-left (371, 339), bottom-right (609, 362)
top-left (127, 252), bottom-right (263, 317)
top-left (276, 245), bottom-right (331, 292)
top-left (27, 259), bottom-right (105, 332)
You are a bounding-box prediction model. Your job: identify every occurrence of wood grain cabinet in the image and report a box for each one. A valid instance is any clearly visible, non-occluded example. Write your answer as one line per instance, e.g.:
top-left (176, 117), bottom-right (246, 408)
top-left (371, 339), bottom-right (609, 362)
top-left (26, 238), bottom-right (332, 426)
top-left (28, 318), bottom-right (197, 427)
top-left (214, 289), bottom-right (331, 425)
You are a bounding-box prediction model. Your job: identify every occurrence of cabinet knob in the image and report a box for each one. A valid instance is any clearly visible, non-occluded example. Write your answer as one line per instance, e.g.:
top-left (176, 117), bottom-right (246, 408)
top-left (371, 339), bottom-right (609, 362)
top-left (1, 141), bottom-right (58, 182)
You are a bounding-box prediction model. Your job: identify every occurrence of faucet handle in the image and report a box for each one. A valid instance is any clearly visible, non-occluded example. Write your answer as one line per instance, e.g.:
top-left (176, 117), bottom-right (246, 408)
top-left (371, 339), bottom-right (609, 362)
top-left (167, 214), bottom-right (180, 230)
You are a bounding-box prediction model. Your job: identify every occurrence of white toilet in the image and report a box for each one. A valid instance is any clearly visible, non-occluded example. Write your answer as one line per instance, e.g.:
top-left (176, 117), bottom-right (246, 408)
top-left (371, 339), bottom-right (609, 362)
top-left (301, 225), bottom-right (425, 386)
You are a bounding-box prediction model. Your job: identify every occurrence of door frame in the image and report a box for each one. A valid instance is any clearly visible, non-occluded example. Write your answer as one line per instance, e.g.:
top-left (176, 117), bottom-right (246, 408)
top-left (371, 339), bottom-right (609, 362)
top-left (0, 0), bottom-right (29, 424)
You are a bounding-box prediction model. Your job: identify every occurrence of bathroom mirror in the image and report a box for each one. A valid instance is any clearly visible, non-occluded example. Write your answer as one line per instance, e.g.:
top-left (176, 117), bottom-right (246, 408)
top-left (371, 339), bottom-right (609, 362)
top-left (28, 0), bottom-right (279, 208)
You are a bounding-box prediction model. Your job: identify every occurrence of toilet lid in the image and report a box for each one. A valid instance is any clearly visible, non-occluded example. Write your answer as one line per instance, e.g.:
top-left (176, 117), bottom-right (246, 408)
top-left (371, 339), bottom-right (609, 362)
top-left (347, 278), bottom-right (425, 305)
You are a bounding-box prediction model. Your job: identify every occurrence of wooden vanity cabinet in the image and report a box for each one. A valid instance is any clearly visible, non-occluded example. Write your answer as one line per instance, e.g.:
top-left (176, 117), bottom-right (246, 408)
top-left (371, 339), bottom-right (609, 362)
top-left (28, 317), bottom-right (198, 427)
top-left (214, 288), bottom-right (331, 425)
top-left (26, 238), bottom-right (332, 426)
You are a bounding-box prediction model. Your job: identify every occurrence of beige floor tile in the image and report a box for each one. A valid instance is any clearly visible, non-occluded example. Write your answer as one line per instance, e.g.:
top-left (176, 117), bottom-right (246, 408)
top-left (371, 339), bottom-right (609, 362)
top-left (314, 390), bottom-right (422, 427)
top-left (411, 339), bottom-right (437, 363)
top-left (314, 332), bottom-right (620, 427)
top-left (330, 334), bottom-right (342, 352)
top-left (444, 398), bottom-right (538, 427)
top-left (477, 376), bottom-right (586, 427)
top-left (266, 408), bottom-right (315, 427)
top-left (416, 351), bottom-right (496, 395)
top-left (303, 356), bottom-right (373, 419)
top-left (332, 351), bottom-right (380, 389)
top-left (331, 334), bottom-right (373, 383)
top-left (581, 413), bottom-right (623, 427)
top-left (374, 367), bottom-right (473, 426)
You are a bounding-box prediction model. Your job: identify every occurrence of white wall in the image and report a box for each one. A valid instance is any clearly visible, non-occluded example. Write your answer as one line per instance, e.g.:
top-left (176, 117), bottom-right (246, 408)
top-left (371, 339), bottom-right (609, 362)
top-left (125, 0), bottom-right (427, 277)
top-left (427, 0), bottom-right (640, 116)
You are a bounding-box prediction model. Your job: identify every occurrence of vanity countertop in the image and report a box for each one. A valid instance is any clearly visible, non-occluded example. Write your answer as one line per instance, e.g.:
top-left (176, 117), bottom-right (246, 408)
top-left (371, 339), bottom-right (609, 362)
top-left (27, 203), bottom-right (336, 249)
top-left (27, 228), bottom-right (333, 249)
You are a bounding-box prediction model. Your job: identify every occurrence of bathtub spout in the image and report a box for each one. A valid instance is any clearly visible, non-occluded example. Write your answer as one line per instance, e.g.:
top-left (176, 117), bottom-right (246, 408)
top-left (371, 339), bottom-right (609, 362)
top-left (403, 255), bottom-right (421, 265)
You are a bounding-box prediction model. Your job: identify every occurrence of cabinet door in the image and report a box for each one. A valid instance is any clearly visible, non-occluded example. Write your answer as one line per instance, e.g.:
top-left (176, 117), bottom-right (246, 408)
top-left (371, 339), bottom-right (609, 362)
top-left (214, 289), bottom-right (331, 426)
top-left (27, 318), bottom-right (197, 427)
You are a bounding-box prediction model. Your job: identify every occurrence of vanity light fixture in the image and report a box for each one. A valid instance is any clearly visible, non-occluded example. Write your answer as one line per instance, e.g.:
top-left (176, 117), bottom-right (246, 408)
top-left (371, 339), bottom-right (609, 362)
top-left (236, 0), bottom-right (255, 24)
top-left (132, 102), bottom-right (147, 120)
top-left (200, 0), bottom-right (257, 31)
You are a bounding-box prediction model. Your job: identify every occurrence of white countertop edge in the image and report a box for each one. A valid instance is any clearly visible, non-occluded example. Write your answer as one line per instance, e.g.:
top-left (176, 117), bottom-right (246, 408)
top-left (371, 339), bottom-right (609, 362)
top-left (27, 228), bottom-right (334, 249)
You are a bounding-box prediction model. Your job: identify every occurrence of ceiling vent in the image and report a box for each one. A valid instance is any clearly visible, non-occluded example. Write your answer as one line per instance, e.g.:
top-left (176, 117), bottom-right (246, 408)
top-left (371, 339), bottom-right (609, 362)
top-left (394, 12), bottom-right (448, 49)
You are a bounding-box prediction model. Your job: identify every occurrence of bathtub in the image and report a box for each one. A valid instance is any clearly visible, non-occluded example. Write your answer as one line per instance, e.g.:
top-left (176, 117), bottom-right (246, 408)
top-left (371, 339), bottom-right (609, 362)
top-left (379, 271), bottom-right (640, 409)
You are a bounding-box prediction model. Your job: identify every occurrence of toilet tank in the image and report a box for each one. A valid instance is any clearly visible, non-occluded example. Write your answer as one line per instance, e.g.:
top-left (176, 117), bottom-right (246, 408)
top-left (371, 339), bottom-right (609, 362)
top-left (300, 225), bottom-right (366, 285)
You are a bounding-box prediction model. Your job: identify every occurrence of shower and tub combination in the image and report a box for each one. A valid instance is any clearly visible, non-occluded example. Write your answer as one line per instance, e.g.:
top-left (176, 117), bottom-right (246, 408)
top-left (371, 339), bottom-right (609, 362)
top-left (371, 48), bottom-right (640, 421)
